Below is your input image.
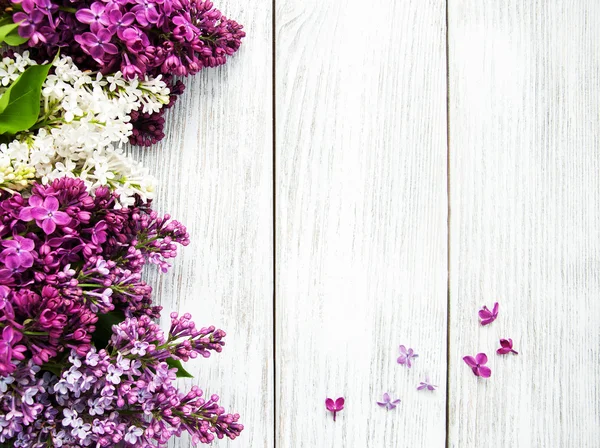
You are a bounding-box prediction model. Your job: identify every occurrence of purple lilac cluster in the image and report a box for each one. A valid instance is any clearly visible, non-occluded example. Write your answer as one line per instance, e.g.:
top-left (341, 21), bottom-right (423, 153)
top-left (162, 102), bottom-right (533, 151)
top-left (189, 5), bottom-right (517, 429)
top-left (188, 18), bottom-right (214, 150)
top-left (0, 178), bottom-right (243, 445)
top-left (0, 177), bottom-right (189, 376)
top-left (9, 0), bottom-right (244, 78)
top-left (2, 313), bottom-right (242, 446)
top-left (3, 0), bottom-right (244, 147)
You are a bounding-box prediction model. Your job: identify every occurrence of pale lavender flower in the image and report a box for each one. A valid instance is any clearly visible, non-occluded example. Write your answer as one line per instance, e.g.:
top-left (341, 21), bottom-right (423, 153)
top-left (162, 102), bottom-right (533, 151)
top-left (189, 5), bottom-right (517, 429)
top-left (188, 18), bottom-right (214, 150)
top-left (124, 425), bottom-right (143, 444)
top-left (417, 377), bottom-right (437, 391)
top-left (397, 345), bottom-right (418, 368)
top-left (376, 393), bottom-right (400, 411)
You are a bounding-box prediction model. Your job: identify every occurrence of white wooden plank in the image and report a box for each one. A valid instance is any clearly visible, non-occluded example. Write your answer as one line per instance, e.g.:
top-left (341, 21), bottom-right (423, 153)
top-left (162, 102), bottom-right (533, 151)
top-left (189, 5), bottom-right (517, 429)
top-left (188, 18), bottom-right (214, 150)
top-left (276, 1), bottom-right (448, 446)
top-left (448, 1), bottom-right (600, 447)
top-left (129, 1), bottom-right (273, 446)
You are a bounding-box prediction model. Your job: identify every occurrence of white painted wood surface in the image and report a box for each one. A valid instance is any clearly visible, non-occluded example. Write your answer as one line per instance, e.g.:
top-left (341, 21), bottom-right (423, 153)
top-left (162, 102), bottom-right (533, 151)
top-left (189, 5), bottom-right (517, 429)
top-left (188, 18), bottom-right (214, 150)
top-left (448, 1), bottom-right (600, 447)
top-left (276, 0), bottom-right (448, 446)
top-left (129, 1), bottom-right (273, 446)
top-left (130, 0), bottom-right (600, 446)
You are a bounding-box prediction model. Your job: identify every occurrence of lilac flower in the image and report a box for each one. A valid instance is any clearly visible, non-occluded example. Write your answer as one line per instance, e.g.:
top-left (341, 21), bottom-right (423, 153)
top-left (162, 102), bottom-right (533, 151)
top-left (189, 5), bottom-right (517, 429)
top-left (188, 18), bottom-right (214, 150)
top-left (12, 10), bottom-right (49, 45)
top-left (90, 220), bottom-right (108, 245)
top-left (124, 425), bottom-right (144, 444)
top-left (1, 313), bottom-right (243, 445)
top-left (7, 0), bottom-right (245, 148)
top-left (0, 178), bottom-right (190, 372)
top-left (417, 377), bottom-right (437, 391)
top-left (376, 393), bottom-right (400, 411)
top-left (325, 397), bottom-right (344, 422)
top-left (75, 2), bottom-right (110, 31)
top-left (0, 326), bottom-right (27, 376)
top-left (1, 236), bottom-right (35, 269)
top-left (106, 8), bottom-right (136, 35)
top-left (19, 195), bottom-right (71, 234)
top-left (397, 345), bottom-right (418, 368)
top-left (12, 0), bottom-right (245, 81)
top-left (62, 409), bottom-right (78, 427)
top-left (479, 302), bottom-right (499, 326)
top-left (463, 353), bottom-right (492, 378)
top-left (497, 338), bottom-right (519, 355)
top-left (74, 29), bottom-right (119, 63)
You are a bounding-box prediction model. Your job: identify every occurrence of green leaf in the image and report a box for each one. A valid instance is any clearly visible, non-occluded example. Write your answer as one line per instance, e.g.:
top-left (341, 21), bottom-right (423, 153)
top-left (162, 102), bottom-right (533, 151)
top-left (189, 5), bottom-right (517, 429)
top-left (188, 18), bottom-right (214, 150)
top-left (3, 28), bottom-right (28, 46)
top-left (0, 62), bottom-right (52, 135)
top-left (92, 309), bottom-right (126, 349)
top-left (0, 22), bottom-right (19, 42)
top-left (0, 17), bottom-right (29, 45)
top-left (166, 358), bottom-right (194, 378)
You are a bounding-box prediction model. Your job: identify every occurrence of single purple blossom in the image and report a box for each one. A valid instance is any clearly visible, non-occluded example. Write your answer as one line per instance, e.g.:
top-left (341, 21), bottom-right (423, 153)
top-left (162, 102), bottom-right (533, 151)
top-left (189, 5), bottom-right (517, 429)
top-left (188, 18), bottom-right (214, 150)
top-left (1, 236), bottom-right (35, 269)
top-left (417, 377), bottom-right (437, 391)
top-left (376, 393), bottom-right (400, 411)
top-left (463, 353), bottom-right (491, 378)
top-left (19, 195), bottom-right (70, 234)
top-left (90, 221), bottom-right (108, 245)
top-left (325, 397), bottom-right (344, 422)
top-left (497, 338), bottom-right (519, 355)
top-left (13, 10), bottom-right (49, 44)
top-left (397, 345), bottom-right (418, 368)
top-left (75, 2), bottom-right (110, 31)
top-left (0, 326), bottom-right (27, 376)
top-left (479, 302), bottom-right (499, 326)
top-left (106, 8), bottom-right (135, 35)
top-left (74, 29), bottom-right (118, 63)
top-left (172, 15), bottom-right (197, 41)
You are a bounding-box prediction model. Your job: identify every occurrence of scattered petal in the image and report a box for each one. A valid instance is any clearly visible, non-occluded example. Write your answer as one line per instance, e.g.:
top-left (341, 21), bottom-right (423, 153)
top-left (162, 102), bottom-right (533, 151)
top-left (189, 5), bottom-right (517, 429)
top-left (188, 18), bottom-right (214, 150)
top-left (463, 353), bottom-right (491, 378)
top-left (417, 377), bottom-right (437, 391)
top-left (376, 393), bottom-right (400, 411)
top-left (325, 397), bottom-right (345, 421)
top-left (397, 345), bottom-right (418, 368)
top-left (478, 302), bottom-right (499, 326)
top-left (497, 338), bottom-right (519, 355)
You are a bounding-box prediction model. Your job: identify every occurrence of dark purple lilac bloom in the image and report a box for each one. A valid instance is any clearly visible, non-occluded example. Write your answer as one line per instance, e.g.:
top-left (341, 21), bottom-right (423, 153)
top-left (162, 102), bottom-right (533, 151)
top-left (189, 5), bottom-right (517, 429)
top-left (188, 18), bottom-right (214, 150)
top-left (12, 10), bottom-right (49, 44)
top-left (376, 393), bottom-right (400, 411)
top-left (417, 377), bottom-right (437, 391)
top-left (397, 345), bottom-right (418, 368)
top-left (19, 195), bottom-right (71, 234)
top-left (463, 353), bottom-right (492, 378)
top-left (479, 302), bottom-right (499, 326)
top-left (497, 338), bottom-right (519, 355)
top-left (325, 397), bottom-right (344, 422)
top-left (0, 236), bottom-right (35, 269)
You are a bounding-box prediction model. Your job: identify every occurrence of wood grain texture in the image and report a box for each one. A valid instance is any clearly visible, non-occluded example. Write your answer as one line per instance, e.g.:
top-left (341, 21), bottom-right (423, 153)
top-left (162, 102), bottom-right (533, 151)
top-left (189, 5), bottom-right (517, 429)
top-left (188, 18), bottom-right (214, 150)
top-left (276, 1), bottom-right (448, 446)
top-left (128, 1), bottom-right (273, 446)
top-left (448, 1), bottom-right (600, 447)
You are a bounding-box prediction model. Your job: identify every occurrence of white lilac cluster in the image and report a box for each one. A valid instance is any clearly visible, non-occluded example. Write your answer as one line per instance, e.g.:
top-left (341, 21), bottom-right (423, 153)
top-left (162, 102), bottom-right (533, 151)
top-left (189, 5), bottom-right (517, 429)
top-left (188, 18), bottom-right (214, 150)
top-left (0, 52), bottom-right (170, 207)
